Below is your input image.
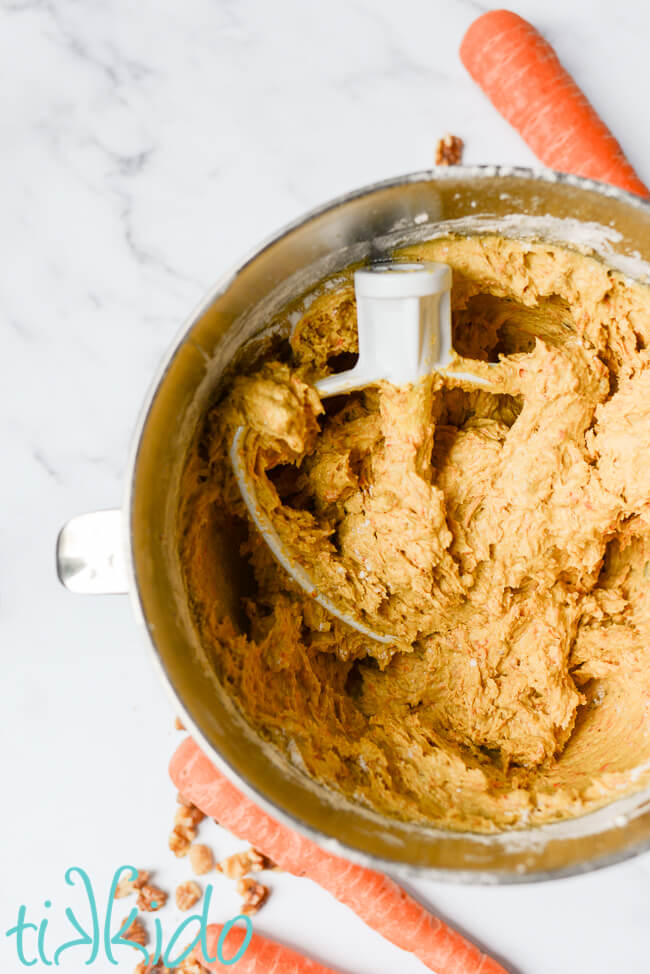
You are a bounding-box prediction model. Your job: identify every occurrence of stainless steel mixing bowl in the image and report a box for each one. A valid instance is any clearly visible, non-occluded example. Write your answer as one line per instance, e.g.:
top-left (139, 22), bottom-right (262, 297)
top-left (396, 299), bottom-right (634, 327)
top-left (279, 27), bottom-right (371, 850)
top-left (57, 166), bottom-right (650, 882)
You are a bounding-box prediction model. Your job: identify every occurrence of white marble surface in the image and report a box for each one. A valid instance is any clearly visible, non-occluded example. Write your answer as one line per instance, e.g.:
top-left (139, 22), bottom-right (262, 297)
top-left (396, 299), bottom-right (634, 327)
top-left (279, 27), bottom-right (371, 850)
top-left (3, 0), bottom-right (650, 971)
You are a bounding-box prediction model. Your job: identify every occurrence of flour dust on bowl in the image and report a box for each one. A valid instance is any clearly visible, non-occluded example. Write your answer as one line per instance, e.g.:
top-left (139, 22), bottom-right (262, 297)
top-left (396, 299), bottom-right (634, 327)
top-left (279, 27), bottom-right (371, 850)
top-left (57, 167), bottom-right (650, 882)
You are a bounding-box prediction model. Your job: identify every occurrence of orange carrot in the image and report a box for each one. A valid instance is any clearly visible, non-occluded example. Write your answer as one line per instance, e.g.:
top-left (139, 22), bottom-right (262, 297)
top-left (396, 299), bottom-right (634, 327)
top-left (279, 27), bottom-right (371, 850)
top-left (170, 738), bottom-right (507, 974)
top-left (192, 923), bottom-right (343, 973)
top-left (460, 9), bottom-right (649, 197)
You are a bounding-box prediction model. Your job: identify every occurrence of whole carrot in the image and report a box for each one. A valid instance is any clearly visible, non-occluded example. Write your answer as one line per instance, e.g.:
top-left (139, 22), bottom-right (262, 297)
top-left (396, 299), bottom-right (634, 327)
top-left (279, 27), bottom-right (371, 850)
top-left (170, 738), bottom-right (507, 974)
top-left (460, 9), bottom-right (649, 197)
top-left (192, 923), bottom-right (343, 973)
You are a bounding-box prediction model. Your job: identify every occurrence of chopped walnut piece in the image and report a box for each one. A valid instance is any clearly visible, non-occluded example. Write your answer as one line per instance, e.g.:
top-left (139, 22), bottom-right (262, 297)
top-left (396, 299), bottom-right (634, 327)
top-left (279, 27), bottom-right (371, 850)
top-left (435, 132), bottom-right (464, 166)
top-left (175, 880), bottom-right (202, 911)
top-left (176, 792), bottom-right (193, 807)
top-left (174, 716), bottom-right (186, 731)
top-left (115, 869), bottom-right (150, 899)
top-left (217, 848), bottom-right (273, 879)
top-left (252, 848), bottom-right (276, 871)
top-left (137, 883), bottom-right (168, 912)
top-left (174, 803), bottom-right (205, 829)
top-left (169, 824), bottom-right (197, 858)
top-left (177, 958), bottom-right (207, 973)
top-left (133, 955), bottom-right (171, 974)
top-left (236, 877), bottom-right (269, 915)
top-left (189, 843), bottom-right (214, 875)
top-left (121, 915), bottom-right (148, 947)
top-left (115, 876), bottom-right (135, 899)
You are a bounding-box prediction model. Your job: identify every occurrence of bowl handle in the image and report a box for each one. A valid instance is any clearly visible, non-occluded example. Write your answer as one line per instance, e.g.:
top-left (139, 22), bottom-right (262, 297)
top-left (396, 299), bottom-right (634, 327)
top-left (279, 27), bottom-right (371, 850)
top-left (56, 509), bottom-right (128, 594)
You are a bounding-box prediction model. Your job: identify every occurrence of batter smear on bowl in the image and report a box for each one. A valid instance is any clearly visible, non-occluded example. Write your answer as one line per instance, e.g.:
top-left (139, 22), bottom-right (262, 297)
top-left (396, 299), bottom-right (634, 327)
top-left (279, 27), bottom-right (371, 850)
top-left (178, 235), bottom-right (650, 833)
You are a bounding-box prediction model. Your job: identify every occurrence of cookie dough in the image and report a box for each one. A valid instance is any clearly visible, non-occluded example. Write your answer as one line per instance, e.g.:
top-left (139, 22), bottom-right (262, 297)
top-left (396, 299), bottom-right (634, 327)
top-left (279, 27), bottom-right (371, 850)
top-left (178, 235), bottom-right (650, 832)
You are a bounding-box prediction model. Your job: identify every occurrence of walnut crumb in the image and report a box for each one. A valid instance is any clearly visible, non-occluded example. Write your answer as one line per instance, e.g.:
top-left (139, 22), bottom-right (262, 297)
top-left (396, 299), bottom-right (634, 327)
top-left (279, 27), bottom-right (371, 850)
top-left (133, 955), bottom-right (171, 974)
top-left (115, 877), bottom-right (135, 899)
top-left (236, 877), bottom-right (269, 915)
top-left (174, 716), bottom-right (186, 731)
top-left (189, 843), bottom-right (214, 875)
top-left (253, 848), bottom-right (276, 871)
top-left (435, 132), bottom-right (464, 166)
top-left (121, 915), bottom-right (148, 947)
top-left (115, 869), bottom-right (150, 898)
top-left (137, 883), bottom-right (168, 912)
top-left (174, 803), bottom-right (205, 830)
top-left (177, 958), bottom-right (207, 973)
top-left (217, 848), bottom-right (274, 879)
top-left (176, 791), bottom-right (193, 807)
top-left (169, 824), bottom-right (197, 858)
top-left (175, 880), bottom-right (202, 911)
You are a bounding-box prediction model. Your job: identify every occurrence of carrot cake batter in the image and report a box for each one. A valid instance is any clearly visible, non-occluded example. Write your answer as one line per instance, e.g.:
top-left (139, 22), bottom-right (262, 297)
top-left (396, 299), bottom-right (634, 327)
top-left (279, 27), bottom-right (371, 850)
top-left (178, 235), bottom-right (650, 832)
